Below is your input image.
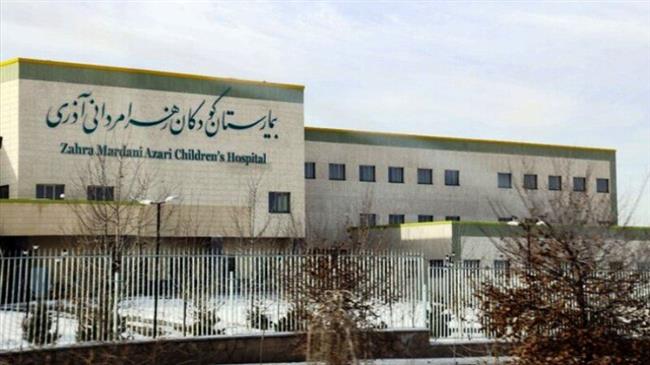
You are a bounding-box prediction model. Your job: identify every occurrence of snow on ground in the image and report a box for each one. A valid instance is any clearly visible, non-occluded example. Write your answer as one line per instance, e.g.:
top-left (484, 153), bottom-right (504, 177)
top-left (0, 310), bottom-right (78, 350)
top-left (1, 296), bottom-right (487, 350)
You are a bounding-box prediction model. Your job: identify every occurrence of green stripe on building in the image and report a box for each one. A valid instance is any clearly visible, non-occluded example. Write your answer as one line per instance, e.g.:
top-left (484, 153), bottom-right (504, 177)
top-left (1, 58), bottom-right (304, 104)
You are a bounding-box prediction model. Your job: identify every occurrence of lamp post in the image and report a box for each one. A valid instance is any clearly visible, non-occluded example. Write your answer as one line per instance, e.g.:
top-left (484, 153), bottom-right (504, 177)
top-left (507, 217), bottom-right (546, 268)
top-left (137, 195), bottom-right (177, 338)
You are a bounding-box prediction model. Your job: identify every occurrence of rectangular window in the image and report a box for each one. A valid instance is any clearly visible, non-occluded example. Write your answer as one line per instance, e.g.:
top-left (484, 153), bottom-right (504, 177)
top-left (359, 213), bottom-right (377, 227)
top-left (388, 214), bottom-right (405, 225)
top-left (445, 216), bottom-right (460, 221)
top-left (418, 215), bottom-right (434, 222)
top-left (36, 184), bottom-right (65, 200)
top-left (638, 262), bottom-right (650, 272)
top-left (497, 173), bottom-right (512, 189)
top-left (329, 163), bottom-right (346, 181)
top-left (596, 178), bottom-right (609, 193)
top-left (548, 175), bottom-right (562, 191)
top-left (87, 185), bottom-right (115, 201)
top-left (463, 260), bottom-right (480, 269)
top-left (305, 162), bottom-right (316, 179)
top-left (429, 259), bottom-right (445, 268)
top-left (444, 170), bottom-right (460, 186)
top-left (493, 260), bottom-right (510, 271)
top-left (0, 185), bottom-right (8, 199)
top-left (268, 192), bottom-right (290, 213)
top-left (417, 168), bottom-right (433, 185)
top-left (523, 174), bottom-right (538, 190)
top-left (498, 217), bottom-right (514, 222)
top-left (359, 165), bottom-right (376, 182)
top-left (609, 261), bottom-right (623, 271)
top-left (388, 167), bottom-right (404, 183)
top-left (573, 177), bottom-right (586, 192)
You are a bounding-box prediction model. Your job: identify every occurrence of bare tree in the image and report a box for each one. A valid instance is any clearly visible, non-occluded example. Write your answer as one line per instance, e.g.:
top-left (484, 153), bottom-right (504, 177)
top-left (479, 167), bottom-right (650, 365)
top-left (66, 151), bottom-right (169, 342)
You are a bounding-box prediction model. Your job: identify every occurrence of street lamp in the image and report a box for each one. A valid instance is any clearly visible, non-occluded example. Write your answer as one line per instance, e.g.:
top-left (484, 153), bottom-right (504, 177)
top-left (136, 195), bottom-right (177, 338)
top-left (507, 217), bottom-right (547, 267)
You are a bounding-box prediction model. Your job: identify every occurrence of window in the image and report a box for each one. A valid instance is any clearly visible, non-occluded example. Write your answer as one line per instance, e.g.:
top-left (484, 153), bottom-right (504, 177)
top-left (418, 215), bottom-right (434, 222)
top-left (36, 184), bottom-right (65, 200)
top-left (417, 168), bottom-right (433, 185)
top-left (388, 214), bottom-right (405, 225)
top-left (87, 185), bottom-right (114, 201)
top-left (638, 262), bottom-right (650, 272)
top-left (359, 165), bottom-right (376, 182)
top-left (609, 261), bottom-right (623, 271)
top-left (463, 260), bottom-right (480, 269)
top-left (0, 185), bottom-right (8, 199)
top-left (329, 163), bottom-right (346, 181)
top-left (444, 170), bottom-right (460, 186)
top-left (494, 260), bottom-right (510, 271)
top-left (359, 213), bottom-right (377, 227)
top-left (596, 178), bottom-right (609, 193)
top-left (523, 174), bottom-right (538, 190)
top-left (498, 217), bottom-right (514, 222)
top-left (388, 167), bottom-right (404, 183)
top-left (497, 173), bottom-right (512, 189)
top-left (268, 192), bottom-right (290, 213)
top-left (548, 175), bottom-right (562, 191)
top-left (305, 162), bottom-right (316, 179)
top-left (429, 260), bottom-right (445, 268)
top-left (573, 177), bottom-right (586, 192)
top-left (445, 216), bottom-right (460, 221)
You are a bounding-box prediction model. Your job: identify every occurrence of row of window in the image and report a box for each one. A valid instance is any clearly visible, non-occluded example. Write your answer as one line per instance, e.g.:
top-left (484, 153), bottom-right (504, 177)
top-left (306, 163), bottom-right (609, 193)
top-left (22, 184), bottom-right (295, 214)
top-left (360, 213), bottom-right (461, 227)
top-left (498, 173), bottom-right (609, 193)
top-left (31, 184), bottom-right (115, 201)
top-left (306, 163), bottom-right (460, 186)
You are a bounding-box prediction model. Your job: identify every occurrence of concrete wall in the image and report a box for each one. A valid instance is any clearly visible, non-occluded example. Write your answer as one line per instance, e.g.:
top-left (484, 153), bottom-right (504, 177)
top-left (305, 136), bottom-right (613, 241)
top-left (0, 77), bottom-right (19, 197)
top-left (367, 223), bottom-right (454, 260)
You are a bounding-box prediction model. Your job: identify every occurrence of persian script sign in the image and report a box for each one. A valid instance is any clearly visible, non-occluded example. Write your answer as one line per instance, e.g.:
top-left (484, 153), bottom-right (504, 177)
top-left (45, 88), bottom-right (280, 140)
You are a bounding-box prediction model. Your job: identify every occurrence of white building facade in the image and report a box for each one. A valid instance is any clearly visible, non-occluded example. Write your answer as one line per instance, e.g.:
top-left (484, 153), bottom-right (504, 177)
top-left (1, 58), bottom-right (638, 262)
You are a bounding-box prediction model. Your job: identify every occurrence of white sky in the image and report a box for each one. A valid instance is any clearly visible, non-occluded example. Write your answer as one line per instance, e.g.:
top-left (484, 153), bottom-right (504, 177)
top-left (1, 1), bottom-right (649, 225)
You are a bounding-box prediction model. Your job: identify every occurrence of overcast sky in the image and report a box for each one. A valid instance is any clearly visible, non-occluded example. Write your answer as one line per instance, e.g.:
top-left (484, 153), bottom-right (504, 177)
top-left (1, 1), bottom-right (649, 224)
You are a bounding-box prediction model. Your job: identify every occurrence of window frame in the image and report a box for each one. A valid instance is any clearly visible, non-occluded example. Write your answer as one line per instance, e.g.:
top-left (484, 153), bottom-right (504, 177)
top-left (359, 165), bottom-right (376, 182)
top-left (417, 168), bottom-right (433, 185)
top-left (304, 162), bottom-right (316, 180)
top-left (86, 185), bottom-right (115, 201)
top-left (444, 170), bottom-right (460, 186)
top-left (359, 213), bottom-right (377, 227)
top-left (328, 163), bottom-right (346, 181)
top-left (497, 172), bottom-right (512, 189)
top-left (548, 175), bottom-right (562, 191)
top-left (573, 177), bottom-right (587, 192)
top-left (388, 166), bottom-right (404, 184)
top-left (388, 214), bottom-right (405, 225)
top-left (523, 174), bottom-right (538, 190)
top-left (35, 184), bottom-right (65, 200)
top-left (417, 215), bottom-right (434, 222)
top-left (596, 178), bottom-right (609, 193)
top-left (268, 192), bottom-right (291, 214)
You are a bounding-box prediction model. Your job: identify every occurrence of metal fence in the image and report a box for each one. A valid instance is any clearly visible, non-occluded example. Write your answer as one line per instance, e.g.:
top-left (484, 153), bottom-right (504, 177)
top-left (1, 249), bottom-right (648, 351)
